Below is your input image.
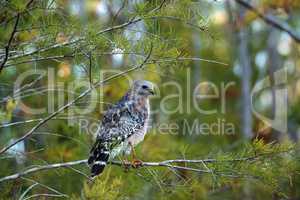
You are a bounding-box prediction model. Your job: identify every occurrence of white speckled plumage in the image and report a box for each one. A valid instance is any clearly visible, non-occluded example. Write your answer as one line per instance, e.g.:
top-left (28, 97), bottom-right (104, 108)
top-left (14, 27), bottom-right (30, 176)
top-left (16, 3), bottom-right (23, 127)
top-left (88, 80), bottom-right (154, 177)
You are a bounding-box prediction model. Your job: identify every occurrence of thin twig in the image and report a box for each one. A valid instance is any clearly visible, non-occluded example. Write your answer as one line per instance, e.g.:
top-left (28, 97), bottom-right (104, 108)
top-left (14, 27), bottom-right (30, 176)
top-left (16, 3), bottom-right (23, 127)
top-left (4, 55), bottom-right (75, 67)
top-left (89, 52), bottom-right (92, 87)
top-left (0, 14), bottom-right (20, 73)
top-left (22, 193), bottom-right (66, 200)
top-left (149, 0), bottom-right (168, 13)
top-left (111, 0), bottom-right (127, 26)
top-left (20, 177), bottom-right (68, 199)
top-left (13, 74), bottom-right (45, 96)
top-left (150, 57), bottom-right (228, 66)
top-left (235, 0), bottom-right (300, 43)
top-left (0, 159), bottom-right (87, 183)
top-left (81, 51), bottom-right (93, 87)
top-left (0, 0), bottom-right (35, 73)
top-left (18, 183), bottom-right (39, 200)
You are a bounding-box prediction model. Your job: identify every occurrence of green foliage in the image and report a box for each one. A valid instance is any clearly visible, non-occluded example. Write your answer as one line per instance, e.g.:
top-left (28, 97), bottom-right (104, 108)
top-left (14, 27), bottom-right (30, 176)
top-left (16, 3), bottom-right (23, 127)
top-left (79, 134), bottom-right (299, 199)
top-left (83, 168), bottom-right (123, 200)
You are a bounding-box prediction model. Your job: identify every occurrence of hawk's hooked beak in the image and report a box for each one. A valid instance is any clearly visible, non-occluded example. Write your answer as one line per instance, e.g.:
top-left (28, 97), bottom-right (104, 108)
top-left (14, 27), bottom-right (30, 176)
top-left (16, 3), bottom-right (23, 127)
top-left (148, 88), bottom-right (155, 95)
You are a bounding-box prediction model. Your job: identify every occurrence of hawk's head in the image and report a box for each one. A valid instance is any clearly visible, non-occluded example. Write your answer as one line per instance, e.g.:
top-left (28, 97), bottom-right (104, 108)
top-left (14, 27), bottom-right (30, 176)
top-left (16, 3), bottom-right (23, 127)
top-left (132, 80), bottom-right (155, 97)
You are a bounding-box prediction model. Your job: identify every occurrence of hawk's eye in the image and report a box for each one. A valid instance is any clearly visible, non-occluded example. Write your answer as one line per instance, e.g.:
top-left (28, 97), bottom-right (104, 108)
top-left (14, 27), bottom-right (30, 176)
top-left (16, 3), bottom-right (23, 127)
top-left (142, 85), bottom-right (148, 89)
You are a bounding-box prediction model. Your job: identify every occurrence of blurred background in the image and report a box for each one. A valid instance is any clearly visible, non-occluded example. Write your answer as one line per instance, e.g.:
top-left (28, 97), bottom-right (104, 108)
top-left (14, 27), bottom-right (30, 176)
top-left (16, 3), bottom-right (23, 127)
top-left (0, 0), bottom-right (300, 199)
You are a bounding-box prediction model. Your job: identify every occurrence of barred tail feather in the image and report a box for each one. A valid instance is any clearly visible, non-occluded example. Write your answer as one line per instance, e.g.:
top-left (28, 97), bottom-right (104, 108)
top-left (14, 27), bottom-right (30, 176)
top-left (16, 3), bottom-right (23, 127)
top-left (88, 141), bottom-right (110, 177)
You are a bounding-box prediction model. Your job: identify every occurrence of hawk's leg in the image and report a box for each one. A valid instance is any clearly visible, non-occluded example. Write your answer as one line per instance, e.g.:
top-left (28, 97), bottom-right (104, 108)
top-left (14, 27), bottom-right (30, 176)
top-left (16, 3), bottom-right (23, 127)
top-left (129, 142), bottom-right (143, 168)
top-left (118, 155), bottom-right (130, 172)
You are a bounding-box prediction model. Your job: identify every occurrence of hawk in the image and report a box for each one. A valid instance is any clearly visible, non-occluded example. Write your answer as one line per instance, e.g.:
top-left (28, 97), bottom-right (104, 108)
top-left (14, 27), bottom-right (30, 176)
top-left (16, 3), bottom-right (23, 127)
top-left (88, 80), bottom-right (154, 177)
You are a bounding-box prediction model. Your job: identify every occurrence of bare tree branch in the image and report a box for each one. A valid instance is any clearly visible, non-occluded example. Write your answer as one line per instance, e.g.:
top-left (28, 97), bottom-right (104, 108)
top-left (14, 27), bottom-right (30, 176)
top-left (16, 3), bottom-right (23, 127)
top-left (149, 0), bottom-right (168, 13)
top-left (234, 0), bottom-right (300, 43)
top-left (0, 44), bottom-right (153, 155)
top-left (111, 0), bottom-right (127, 26)
top-left (0, 14), bottom-right (20, 73)
top-left (1, 148), bottom-right (293, 183)
top-left (0, 0), bottom-right (35, 73)
top-left (0, 159), bottom-right (87, 183)
top-left (0, 156), bottom-right (258, 183)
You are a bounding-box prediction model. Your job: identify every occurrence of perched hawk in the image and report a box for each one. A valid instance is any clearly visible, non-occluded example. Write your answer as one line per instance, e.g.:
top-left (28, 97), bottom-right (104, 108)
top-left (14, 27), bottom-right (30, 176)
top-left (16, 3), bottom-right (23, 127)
top-left (88, 80), bottom-right (154, 177)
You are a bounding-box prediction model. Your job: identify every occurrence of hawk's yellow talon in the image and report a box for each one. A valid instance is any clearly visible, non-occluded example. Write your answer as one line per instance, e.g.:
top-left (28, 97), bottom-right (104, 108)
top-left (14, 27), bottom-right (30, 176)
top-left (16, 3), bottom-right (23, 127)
top-left (131, 159), bottom-right (143, 168)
